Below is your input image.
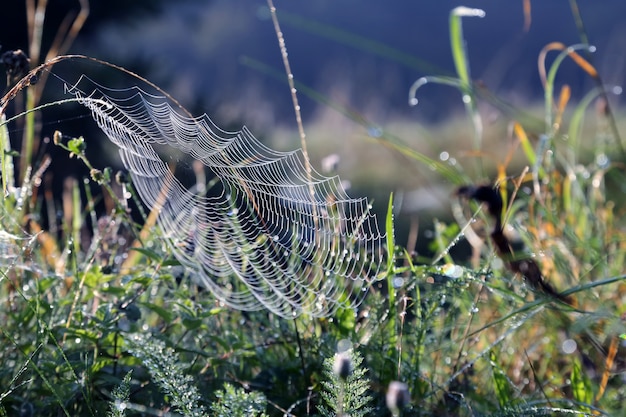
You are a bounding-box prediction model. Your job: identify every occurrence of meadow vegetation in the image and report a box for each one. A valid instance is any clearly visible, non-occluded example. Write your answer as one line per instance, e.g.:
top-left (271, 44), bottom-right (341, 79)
top-left (1, 1), bottom-right (625, 416)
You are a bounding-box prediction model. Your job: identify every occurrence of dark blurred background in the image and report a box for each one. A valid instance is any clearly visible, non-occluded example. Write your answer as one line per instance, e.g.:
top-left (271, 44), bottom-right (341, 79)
top-left (2, 1), bottom-right (625, 125)
top-left (1, 0), bottom-right (626, 250)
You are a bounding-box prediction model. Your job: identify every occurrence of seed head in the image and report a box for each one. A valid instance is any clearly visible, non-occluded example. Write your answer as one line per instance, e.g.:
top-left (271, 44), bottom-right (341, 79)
top-left (386, 381), bottom-right (410, 415)
top-left (333, 351), bottom-right (353, 381)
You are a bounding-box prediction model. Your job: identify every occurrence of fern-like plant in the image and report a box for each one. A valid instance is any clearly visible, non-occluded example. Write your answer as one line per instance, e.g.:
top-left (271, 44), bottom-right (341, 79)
top-left (210, 383), bottom-right (269, 417)
top-left (125, 334), bottom-right (207, 417)
top-left (107, 371), bottom-right (133, 417)
top-left (318, 349), bottom-right (373, 417)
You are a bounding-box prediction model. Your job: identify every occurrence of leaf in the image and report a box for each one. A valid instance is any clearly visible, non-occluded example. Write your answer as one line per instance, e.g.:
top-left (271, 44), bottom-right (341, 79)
top-left (489, 350), bottom-right (513, 408)
top-left (67, 136), bottom-right (86, 155)
top-left (129, 247), bottom-right (163, 262)
top-left (571, 357), bottom-right (593, 408)
top-left (140, 302), bottom-right (174, 323)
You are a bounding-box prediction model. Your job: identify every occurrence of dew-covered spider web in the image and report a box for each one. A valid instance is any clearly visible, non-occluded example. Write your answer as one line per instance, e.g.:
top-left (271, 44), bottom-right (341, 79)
top-left (65, 75), bottom-right (385, 318)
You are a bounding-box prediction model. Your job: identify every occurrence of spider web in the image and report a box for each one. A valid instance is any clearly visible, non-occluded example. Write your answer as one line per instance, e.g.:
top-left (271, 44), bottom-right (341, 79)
top-left (65, 75), bottom-right (385, 318)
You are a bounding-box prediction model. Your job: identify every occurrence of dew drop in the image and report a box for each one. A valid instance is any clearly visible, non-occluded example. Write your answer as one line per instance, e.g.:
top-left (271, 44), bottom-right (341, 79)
top-left (595, 153), bottom-right (609, 168)
top-left (392, 276), bottom-right (404, 288)
top-left (562, 339), bottom-right (577, 354)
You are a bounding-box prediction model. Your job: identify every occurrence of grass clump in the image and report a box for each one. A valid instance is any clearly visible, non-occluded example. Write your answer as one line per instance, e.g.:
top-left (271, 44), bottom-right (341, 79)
top-left (1, 1), bottom-right (626, 416)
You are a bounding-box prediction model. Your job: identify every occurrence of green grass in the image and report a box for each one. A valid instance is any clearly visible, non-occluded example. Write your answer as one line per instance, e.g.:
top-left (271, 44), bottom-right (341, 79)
top-left (2, 2), bottom-right (626, 416)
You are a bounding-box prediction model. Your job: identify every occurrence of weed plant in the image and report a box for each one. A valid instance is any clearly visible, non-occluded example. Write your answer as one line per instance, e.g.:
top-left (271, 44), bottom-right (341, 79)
top-left (1, 1), bottom-right (626, 416)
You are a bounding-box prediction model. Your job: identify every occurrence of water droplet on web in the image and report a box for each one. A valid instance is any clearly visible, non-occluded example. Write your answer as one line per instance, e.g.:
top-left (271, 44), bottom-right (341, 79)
top-left (442, 264), bottom-right (463, 278)
top-left (562, 339), bottom-right (577, 354)
top-left (392, 276), bottom-right (404, 288)
top-left (595, 153), bottom-right (609, 168)
top-left (462, 94), bottom-right (471, 104)
top-left (409, 97), bottom-right (418, 106)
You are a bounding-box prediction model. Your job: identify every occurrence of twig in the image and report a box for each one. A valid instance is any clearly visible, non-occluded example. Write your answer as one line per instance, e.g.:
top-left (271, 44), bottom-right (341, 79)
top-left (266, 0), bottom-right (319, 234)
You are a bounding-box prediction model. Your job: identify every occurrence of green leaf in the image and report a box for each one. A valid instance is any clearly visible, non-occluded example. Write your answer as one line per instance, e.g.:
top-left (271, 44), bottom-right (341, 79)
top-left (140, 302), bottom-right (174, 323)
top-left (0, 114), bottom-right (15, 195)
top-left (67, 136), bottom-right (87, 155)
top-left (385, 193), bottom-right (397, 319)
top-left (129, 247), bottom-right (163, 262)
top-left (450, 7), bottom-right (485, 87)
top-left (448, 6), bottom-right (486, 154)
top-left (571, 357), bottom-right (593, 407)
top-left (334, 305), bottom-right (357, 334)
top-left (489, 350), bottom-right (513, 408)
top-left (161, 257), bottom-right (182, 267)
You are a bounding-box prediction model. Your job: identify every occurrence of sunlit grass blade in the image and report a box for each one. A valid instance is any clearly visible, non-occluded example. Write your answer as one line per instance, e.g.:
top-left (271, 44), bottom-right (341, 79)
top-left (595, 336), bottom-right (618, 403)
top-left (0, 115), bottom-right (15, 197)
top-left (567, 85), bottom-right (622, 165)
top-left (538, 42), bottom-right (596, 132)
top-left (570, 358), bottom-right (593, 412)
top-left (554, 84), bottom-right (571, 130)
top-left (513, 122), bottom-right (542, 178)
top-left (449, 6), bottom-right (485, 155)
top-left (385, 193), bottom-right (395, 275)
top-left (449, 7), bottom-right (485, 87)
top-left (523, 0), bottom-right (532, 31)
top-left (489, 350), bottom-right (514, 409)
